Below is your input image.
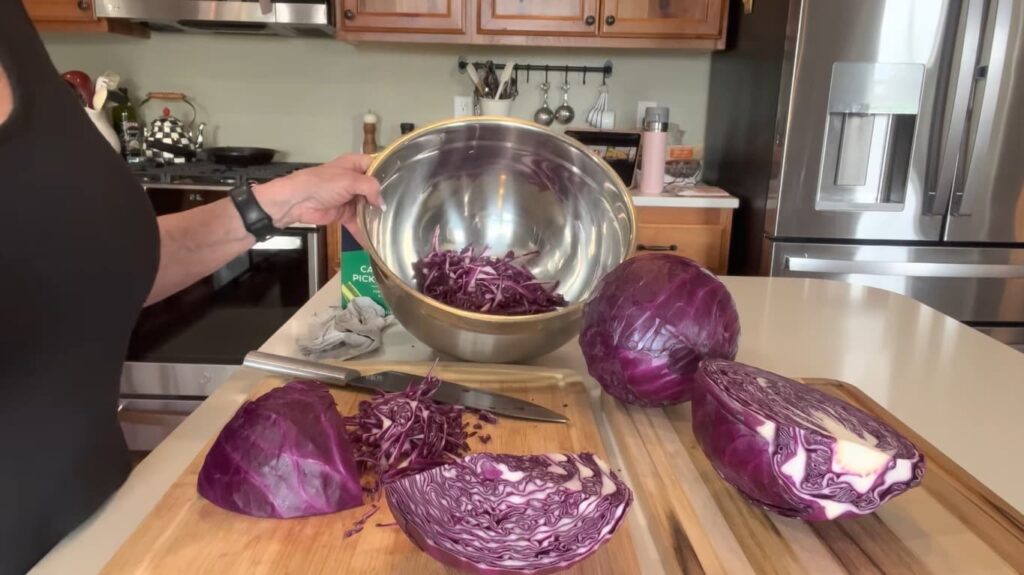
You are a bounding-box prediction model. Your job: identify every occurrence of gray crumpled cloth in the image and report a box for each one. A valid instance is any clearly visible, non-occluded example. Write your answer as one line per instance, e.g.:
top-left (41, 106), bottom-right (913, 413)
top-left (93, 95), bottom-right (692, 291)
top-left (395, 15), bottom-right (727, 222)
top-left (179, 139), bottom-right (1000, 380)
top-left (297, 297), bottom-right (394, 360)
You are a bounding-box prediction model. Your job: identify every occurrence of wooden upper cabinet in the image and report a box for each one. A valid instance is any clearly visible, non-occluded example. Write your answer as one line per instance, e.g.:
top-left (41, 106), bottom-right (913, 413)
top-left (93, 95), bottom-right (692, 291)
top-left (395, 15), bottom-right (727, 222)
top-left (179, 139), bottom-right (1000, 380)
top-left (600, 0), bottom-right (724, 38)
top-left (22, 0), bottom-right (96, 22)
top-left (340, 0), bottom-right (466, 33)
top-left (479, 0), bottom-right (599, 36)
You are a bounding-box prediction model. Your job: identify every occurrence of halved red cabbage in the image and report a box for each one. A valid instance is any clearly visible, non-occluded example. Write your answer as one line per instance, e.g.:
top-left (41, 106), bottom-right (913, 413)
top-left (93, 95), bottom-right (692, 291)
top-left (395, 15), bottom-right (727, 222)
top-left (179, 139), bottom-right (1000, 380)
top-left (197, 380), bottom-right (363, 518)
top-left (692, 359), bottom-right (925, 521)
top-left (580, 253), bottom-right (740, 406)
top-left (385, 452), bottom-right (632, 575)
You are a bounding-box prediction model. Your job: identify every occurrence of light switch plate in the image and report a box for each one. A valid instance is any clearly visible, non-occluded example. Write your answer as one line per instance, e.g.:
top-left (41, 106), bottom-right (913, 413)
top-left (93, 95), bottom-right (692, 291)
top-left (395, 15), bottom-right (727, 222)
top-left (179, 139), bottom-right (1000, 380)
top-left (454, 96), bottom-right (474, 118)
top-left (636, 101), bottom-right (658, 129)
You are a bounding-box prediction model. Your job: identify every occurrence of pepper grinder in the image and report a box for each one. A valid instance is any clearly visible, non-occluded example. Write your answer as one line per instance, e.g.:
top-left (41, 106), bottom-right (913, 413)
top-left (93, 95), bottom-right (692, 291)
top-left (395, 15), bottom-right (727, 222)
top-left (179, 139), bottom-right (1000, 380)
top-left (362, 111), bottom-right (378, 154)
top-left (639, 107), bottom-right (669, 195)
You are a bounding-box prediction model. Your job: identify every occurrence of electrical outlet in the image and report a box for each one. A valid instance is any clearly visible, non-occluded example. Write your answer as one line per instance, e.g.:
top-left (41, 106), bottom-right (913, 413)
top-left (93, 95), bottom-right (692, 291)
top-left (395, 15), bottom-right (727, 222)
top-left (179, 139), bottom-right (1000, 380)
top-left (453, 96), bottom-right (474, 118)
top-left (636, 100), bottom-right (658, 129)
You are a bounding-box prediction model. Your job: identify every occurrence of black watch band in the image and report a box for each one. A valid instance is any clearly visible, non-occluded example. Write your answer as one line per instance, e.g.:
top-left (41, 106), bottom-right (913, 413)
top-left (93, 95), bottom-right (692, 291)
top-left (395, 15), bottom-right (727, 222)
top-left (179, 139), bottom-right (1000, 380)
top-left (229, 183), bottom-right (281, 242)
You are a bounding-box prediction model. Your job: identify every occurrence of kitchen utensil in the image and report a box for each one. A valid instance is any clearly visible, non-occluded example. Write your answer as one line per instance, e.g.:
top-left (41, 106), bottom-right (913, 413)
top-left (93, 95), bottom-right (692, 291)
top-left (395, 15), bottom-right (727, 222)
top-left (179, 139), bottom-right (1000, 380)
top-left (140, 92), bottom-right (206, 165)
top-left (605, 378), bottom-right (1024, 574)
top-left (483, 61), bottom-right (499, 98)
top-left (61, 70), bottom-right (93, 108)
top-left (358, 117), bottom-right (635, 363)
top-left (465, 64), bottom-right (486, 97)
top-left (554, 83), bottom-right (575, 125)
top-left (103, 364), bottom-right (641, 574)
top-left (599, 110), bottom-right (616, 130)
top-left (587, 86), bottom-right (608, 127)
top-left (205, 147), bottom-right (277, 167)
top-left (243, 351), bottom-right (568, 422)
top-left (495, 60), bottom-right (516, 100)
top-left (533, 82), bottom-right (555, 126)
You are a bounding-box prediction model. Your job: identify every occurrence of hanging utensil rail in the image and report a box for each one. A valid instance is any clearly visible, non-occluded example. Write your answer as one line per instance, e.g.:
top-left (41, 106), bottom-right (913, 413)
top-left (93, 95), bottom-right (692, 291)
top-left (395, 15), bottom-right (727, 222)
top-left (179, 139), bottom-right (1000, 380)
top-left (457, 57), bottom-right (613, 84)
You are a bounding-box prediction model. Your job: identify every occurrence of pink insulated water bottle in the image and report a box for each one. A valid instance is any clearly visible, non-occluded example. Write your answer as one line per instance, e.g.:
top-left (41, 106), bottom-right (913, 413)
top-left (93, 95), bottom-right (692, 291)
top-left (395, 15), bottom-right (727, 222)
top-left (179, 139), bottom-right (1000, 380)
top-left (639, 107), bottom-right (669, 196)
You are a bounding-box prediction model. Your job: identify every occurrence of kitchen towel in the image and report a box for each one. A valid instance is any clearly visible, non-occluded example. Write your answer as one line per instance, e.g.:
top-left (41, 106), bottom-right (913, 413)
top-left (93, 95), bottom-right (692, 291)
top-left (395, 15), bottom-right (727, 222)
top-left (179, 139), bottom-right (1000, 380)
top-left (297, 297), bottom-right (393, 360)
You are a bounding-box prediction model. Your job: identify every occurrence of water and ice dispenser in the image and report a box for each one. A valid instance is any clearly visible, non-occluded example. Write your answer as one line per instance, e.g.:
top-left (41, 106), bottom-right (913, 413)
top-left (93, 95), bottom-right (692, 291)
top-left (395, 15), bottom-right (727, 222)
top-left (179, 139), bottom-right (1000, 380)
top-left (817, 63), bottom-right (925, 211)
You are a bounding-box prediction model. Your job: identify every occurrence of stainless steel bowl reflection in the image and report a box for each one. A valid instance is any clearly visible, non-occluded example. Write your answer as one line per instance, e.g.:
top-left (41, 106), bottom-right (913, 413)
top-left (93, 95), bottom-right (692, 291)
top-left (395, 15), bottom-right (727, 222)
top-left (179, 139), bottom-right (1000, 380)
top-left (358, 117), bottom-right (635, 363)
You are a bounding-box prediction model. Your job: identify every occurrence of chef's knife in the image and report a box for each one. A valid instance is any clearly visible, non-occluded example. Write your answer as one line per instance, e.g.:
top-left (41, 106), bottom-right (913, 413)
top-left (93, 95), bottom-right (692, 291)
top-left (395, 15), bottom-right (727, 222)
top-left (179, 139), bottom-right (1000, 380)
top-left (243, 351), bottom-right (568, 423)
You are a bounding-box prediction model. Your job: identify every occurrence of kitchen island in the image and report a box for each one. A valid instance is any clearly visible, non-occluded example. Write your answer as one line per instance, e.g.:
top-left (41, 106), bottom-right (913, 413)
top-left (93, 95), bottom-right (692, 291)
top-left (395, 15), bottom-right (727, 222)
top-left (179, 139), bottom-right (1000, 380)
top-left (30, 276), bottom-right (1024, 574)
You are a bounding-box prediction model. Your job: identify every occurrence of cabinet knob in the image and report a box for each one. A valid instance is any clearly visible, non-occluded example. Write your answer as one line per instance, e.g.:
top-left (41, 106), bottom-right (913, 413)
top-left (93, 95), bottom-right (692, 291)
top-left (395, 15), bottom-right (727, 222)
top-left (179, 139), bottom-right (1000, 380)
top-left (77, 0), bottom-right (91, 11)
top-left (605, 14), bottom-right (616, 26)
top-left (344, 9), bottom-right (355, 20)
top-left (585, 15), bottom-right (596, 25)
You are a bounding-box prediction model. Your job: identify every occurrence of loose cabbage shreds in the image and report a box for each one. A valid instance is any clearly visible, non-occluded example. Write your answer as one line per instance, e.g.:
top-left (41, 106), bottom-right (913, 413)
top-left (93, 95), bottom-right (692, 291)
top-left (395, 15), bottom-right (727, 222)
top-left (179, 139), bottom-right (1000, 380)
top-left (385, 452), bottom-right (633, 575)
top-left (413, 228), bottom-right (568, 315)
top-left (343, 368), bottom-right (482, 496)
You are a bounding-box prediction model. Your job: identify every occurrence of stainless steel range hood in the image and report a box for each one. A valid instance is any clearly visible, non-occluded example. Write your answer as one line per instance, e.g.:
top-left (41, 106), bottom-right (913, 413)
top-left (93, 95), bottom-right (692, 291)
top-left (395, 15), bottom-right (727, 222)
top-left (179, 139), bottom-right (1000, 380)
top-left (95, 1), bottom-right (335, 37)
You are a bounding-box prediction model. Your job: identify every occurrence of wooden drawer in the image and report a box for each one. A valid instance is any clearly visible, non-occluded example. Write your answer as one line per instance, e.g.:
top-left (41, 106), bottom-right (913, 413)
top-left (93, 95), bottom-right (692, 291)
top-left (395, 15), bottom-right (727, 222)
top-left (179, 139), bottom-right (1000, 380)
top-left (633, 206), bottom-right (732, 274)
top-left (635, 223), bottom-right (725, 273)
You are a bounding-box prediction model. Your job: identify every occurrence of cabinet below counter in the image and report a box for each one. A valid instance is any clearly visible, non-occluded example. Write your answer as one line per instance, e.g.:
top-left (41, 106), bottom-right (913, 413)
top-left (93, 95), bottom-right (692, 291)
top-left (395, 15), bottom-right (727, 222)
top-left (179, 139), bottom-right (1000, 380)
top-left (632, 186), bottom-right (737, 274)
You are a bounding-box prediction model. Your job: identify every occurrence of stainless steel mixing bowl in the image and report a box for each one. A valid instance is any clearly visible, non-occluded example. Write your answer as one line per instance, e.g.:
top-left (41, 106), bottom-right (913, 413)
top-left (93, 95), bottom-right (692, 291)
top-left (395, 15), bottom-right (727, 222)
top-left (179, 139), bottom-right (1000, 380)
top-left (358, 117), bottom-right (635, 363)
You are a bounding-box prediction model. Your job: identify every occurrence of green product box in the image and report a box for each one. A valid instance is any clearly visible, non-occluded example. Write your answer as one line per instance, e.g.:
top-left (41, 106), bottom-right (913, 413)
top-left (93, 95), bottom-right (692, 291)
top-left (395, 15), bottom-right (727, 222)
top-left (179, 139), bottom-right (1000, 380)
top-left (340, 227), bottom-right (391, 313)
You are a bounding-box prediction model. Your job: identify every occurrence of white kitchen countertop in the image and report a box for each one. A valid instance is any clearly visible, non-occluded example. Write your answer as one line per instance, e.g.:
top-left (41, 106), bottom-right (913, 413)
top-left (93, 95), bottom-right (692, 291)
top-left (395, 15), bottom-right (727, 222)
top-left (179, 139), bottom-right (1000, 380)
top-left (30, 275), bottom-right (1024, 574)
top-left (630, 185), bottom-right (739, 209)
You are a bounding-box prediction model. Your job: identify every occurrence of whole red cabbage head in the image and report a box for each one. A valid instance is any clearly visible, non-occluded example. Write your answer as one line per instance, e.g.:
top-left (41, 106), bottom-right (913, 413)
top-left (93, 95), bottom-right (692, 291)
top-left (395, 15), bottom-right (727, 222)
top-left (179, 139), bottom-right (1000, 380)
top-left (580, 253), bottom-right (740, 406)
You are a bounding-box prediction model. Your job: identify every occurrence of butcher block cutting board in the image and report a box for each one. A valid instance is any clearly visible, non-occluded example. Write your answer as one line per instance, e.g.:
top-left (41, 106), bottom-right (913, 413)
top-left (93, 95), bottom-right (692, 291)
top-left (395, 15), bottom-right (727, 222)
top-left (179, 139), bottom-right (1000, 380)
top-left (602, 378), bottom-right (1024, 574)
top-left (102, 362), bottom-right (640, 575)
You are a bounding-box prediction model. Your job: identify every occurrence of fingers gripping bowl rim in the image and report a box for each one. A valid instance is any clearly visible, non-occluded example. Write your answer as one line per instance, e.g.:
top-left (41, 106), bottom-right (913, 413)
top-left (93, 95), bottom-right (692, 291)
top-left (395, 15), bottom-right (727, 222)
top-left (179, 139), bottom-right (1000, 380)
top-left (356, 117), bottom-right (637, 362)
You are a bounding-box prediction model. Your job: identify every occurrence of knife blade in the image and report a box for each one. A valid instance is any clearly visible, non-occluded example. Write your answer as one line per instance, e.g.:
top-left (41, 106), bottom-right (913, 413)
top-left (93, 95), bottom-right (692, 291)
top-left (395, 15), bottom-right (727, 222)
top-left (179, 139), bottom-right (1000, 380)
top-left (243, 351), bottom-right (568, 423)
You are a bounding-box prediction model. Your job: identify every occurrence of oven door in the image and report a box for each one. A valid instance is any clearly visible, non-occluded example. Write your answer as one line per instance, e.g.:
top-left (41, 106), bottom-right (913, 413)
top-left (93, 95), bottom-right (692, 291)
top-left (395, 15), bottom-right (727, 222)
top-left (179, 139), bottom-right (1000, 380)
top-left (126, 226), bottom-right (324, 366)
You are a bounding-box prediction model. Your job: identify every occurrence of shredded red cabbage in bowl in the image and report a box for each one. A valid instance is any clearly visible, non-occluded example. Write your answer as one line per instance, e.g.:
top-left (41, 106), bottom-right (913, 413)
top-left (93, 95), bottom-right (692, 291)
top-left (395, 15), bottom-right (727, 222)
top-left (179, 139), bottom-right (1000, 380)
top-left (413, 229), bottom-right (568, 316)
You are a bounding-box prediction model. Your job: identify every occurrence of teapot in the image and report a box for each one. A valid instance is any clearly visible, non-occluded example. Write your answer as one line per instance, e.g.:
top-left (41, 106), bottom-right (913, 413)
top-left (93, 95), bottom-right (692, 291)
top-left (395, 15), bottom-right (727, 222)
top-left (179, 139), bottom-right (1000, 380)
top-left (140, 92), bottom-right (206, 165)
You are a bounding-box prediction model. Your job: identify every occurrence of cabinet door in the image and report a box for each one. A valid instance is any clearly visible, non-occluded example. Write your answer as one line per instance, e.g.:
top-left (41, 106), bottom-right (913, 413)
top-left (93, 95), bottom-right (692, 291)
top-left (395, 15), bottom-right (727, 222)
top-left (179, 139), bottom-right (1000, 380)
top-left (340, 0), bottom-right (465, 33)
top-left (600, 0), bottom-right (723, 38)
top-left (22, 0), bottom-right (96, 22)
top-left (479, 0), bottom-right (599, 36)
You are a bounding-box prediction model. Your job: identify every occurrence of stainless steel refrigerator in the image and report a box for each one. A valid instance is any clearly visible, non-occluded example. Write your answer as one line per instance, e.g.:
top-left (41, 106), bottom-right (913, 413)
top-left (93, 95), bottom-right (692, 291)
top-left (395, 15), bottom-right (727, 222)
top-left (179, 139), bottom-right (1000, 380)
top-left (705, 0), bottom-right (1024, 349)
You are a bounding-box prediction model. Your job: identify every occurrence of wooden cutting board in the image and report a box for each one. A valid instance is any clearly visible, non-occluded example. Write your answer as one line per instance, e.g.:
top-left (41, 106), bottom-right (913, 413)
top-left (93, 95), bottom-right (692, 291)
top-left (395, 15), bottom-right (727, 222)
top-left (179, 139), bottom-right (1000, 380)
top-left (602, 378), bottom-right (1024, 574)
top-left (102, 362), bottom-right (640, 575)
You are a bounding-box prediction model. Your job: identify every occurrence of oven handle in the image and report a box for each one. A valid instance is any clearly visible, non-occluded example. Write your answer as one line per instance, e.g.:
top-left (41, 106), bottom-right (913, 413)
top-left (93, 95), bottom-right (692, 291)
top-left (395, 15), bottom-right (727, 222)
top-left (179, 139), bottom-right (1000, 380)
top-left (252, 235), bottom-right (304, 251)
top-left (786, 257), bottom-right (1024, 278)
top-left (118, 398), bottom-right (204, 415)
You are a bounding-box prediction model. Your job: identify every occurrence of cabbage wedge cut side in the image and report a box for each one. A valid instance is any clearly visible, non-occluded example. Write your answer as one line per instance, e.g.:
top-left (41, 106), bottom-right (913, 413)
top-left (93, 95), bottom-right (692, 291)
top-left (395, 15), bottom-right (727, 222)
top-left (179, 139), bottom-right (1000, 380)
top-left (692, 359), bottom-right (925, 521)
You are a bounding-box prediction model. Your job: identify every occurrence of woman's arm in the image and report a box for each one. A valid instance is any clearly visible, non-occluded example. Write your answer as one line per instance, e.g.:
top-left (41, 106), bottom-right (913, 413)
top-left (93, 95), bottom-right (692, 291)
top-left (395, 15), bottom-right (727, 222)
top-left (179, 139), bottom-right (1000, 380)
top-left (146, 154), bottom-right (380, 305)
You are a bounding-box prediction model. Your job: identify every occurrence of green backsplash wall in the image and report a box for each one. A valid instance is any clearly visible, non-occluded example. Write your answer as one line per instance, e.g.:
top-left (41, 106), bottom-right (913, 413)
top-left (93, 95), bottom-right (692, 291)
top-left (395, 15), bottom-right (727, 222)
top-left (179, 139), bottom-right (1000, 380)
top-left (43, 33), bottom-right (709, 162)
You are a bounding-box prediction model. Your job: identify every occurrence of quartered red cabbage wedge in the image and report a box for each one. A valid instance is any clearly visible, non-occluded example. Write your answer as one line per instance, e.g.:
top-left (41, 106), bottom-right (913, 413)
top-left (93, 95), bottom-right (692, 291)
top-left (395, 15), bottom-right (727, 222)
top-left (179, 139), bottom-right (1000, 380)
top-left (385, 452), bottom-right (633, 575)
top-left (692, 359), bottom-right (925, 521)
top-left (197, 380), bottom-right (363, 519)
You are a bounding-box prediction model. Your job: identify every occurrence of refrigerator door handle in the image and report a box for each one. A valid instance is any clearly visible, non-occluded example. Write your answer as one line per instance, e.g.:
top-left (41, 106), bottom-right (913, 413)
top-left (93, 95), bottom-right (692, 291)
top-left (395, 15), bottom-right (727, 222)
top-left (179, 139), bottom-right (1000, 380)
top-left (926, 0), bottom-right (987, 216)
top-left (786, 257), bottom-right (1024, 278)
top-left (951, 0), bottom-right (1014, 217)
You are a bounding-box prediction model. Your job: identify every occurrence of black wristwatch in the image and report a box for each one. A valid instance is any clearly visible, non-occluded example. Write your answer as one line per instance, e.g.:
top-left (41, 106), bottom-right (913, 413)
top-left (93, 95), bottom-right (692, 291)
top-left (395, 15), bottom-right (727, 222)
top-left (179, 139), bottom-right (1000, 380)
top-left (229, 183), bottom-right (281, 242)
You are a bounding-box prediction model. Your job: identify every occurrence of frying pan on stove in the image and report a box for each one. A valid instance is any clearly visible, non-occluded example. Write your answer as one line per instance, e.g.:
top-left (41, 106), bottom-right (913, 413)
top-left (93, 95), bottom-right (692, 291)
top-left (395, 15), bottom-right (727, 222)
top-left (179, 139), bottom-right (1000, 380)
top-left (205, 147), bottom-right (277, 167)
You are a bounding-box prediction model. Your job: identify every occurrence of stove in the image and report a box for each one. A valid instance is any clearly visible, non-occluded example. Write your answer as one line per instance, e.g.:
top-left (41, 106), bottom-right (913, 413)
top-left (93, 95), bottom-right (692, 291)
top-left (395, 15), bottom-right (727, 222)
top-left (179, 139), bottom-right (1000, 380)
top-left (129, 160), bottom-right (317, 188)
